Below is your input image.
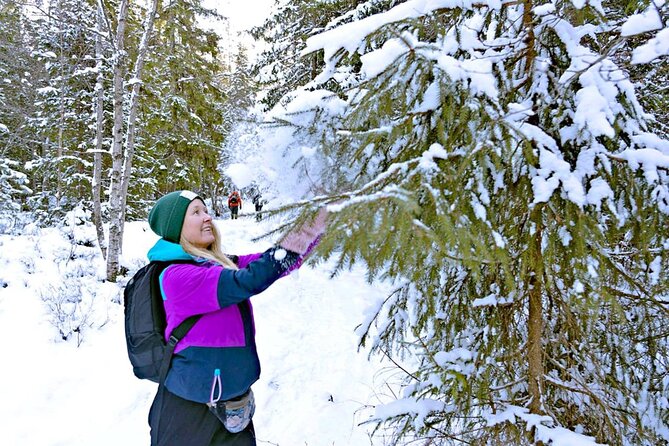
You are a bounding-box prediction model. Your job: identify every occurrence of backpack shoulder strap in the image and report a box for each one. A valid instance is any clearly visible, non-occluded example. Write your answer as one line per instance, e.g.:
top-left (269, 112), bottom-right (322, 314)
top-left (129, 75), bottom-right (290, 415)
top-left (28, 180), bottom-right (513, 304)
top-left (158, 314), bottom-right (200, 386)
top-left (169, 315), bottom-right (200, 345)
top-left (151, 260), bottom-right (202, 386)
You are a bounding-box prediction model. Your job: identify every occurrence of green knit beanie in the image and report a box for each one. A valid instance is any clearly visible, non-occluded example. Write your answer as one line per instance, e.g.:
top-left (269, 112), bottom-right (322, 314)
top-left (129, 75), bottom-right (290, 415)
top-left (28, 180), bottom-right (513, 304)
top-left (148, 190), bottom-right (201, 243)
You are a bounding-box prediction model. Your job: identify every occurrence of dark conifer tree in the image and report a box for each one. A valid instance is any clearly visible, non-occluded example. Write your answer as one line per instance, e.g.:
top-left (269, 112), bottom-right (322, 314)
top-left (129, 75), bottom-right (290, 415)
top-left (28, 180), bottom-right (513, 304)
top-left (0, 0), bottom-right (40, 212)
top-left (24, 0), bottom-right (99, 221)
top-left (137, 0), bottom-right (227, 213)
top-left (250, 0), bottom-right (401, 111)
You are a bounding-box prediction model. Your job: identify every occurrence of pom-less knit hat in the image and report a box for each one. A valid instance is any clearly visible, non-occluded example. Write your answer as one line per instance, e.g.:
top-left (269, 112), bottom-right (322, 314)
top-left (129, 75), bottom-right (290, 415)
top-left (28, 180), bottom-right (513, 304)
top-left (148, 190), bottom-right (201, 243)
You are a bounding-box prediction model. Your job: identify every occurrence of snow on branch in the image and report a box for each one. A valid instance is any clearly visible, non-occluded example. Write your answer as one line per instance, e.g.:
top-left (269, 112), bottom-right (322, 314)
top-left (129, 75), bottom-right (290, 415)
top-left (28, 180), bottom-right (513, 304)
top-left (621, 0), bottom-right (669, 64)
top-left (303, 0), bottom-right (507, 60)
top-left (615, 148), bottom-right (669, 183)
top-left (484, 405), bottom-right (606, 446)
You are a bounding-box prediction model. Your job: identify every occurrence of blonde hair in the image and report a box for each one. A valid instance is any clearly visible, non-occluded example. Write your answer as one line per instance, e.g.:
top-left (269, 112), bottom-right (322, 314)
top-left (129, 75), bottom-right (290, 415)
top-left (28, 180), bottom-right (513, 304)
top-left (180, 224), bottom-right (238, 270)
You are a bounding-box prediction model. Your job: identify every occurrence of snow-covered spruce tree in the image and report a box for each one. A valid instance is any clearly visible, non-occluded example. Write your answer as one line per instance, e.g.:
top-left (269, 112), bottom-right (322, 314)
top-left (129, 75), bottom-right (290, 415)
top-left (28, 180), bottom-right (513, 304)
top-left (221, 42), bottom-right (256, 122)
top-left (0, 157), bottom-right (29, 217)
top-left (26, 0), bottom-right (99, 221)
top-left (268, 0), bottom-right (669, 444)
top-left (217, 42), bottom-right (261, 204)
top-left (614, 1), bottom-right (669, 140)
top-left (250, 0), bottom-right (401, 111)
top-left (0, 0), bottom-right (40, 214)
top-left (137, 0), bottom-right (227, 210)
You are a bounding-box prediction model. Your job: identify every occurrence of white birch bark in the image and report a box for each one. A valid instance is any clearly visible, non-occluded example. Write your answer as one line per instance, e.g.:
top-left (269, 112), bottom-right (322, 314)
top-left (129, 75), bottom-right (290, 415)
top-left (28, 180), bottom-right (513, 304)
top-left (106, 0), bottom-right (159, 281)
top-left (105, 0), bottom-right (129, 282)
top-left (92, 1), bottom-right (107, 259)
top-left (118, 0), bottom-right (159, 232)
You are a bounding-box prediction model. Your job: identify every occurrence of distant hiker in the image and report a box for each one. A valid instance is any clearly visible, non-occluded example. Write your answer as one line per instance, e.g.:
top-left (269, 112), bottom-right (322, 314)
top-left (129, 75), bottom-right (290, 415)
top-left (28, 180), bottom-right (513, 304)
top-left (228, 191), bottom-right (242, 220)
top-left (145, 190), bottom-right (328, 446)
top-left (252, 193), bottom-right (264, 222)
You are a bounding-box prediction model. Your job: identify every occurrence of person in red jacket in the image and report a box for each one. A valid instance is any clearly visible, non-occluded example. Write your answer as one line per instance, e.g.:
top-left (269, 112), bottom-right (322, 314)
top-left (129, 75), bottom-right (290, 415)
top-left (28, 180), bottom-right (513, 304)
top-left (228, 191), bottom-right (242, 220)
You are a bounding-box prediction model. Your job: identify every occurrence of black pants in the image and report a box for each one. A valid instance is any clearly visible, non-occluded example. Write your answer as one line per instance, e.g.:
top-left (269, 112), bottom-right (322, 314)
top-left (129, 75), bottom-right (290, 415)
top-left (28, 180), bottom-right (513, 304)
top-left (230, 207), bottom-right (239, 220)
top-left (149, 388), bottom-right (256, 446)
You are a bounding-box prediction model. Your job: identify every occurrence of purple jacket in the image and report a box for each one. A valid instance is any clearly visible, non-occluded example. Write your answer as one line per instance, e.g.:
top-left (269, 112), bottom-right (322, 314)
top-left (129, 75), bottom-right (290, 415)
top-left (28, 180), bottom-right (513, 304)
top-left (147, 239), bottom-right (302, 403)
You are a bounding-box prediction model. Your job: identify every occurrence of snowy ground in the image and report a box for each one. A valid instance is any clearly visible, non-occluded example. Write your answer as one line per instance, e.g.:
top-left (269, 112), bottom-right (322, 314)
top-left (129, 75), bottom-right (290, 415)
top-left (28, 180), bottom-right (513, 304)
top-left (0, 211), bottom-right (393, 446)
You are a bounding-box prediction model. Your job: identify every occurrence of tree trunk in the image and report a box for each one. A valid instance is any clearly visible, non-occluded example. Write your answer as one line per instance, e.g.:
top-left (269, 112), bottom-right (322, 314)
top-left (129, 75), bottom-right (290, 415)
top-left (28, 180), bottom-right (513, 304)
top-left (57, 1), bottom-right (65, 207)
top-left (528, 207), bottom-right (545, 445)
top-left (523, 0), bottom-right (544, 429)
top-left (105, 0), bottom-right (129, 282)
top-left (118, 0), bottom-right (160, 233)
top-left (528, 262), bottom-right (544, 413)
top-left (106, 0), bottom-right (160, 282)
top-left (92, 2), bottom-right (107, 260)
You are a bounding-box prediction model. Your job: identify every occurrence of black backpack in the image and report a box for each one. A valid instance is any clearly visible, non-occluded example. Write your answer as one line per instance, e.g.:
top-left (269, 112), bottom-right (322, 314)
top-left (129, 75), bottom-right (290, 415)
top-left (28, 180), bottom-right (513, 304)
top-left (123, 260), bottom-right (200, 383)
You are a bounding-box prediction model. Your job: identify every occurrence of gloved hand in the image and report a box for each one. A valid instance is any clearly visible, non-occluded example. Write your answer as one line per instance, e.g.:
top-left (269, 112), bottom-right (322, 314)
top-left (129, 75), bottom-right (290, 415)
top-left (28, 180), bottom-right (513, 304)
top-left (279, 207), bottom-right (329, 255)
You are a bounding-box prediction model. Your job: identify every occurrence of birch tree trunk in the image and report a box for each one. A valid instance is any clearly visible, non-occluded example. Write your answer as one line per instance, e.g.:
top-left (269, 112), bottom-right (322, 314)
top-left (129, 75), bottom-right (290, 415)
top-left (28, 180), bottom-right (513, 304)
top-left (118, 0), bottom-right (159, 233)
top-left (106, 0), bottom-right (160, 281)
top-left (105, 0), bottom-right (129, 282)
top-left (92, 2), bottom-right (107, 259)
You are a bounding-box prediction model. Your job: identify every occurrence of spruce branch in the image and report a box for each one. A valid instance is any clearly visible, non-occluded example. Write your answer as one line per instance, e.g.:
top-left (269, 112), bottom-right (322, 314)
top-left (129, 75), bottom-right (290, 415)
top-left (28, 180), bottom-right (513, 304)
top-left (379, 348), bottom-right (419, 382)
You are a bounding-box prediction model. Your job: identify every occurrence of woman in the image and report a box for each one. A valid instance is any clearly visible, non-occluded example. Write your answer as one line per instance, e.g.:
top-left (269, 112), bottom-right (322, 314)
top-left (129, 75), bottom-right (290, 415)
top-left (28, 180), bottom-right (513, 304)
top-left (146, 190), bottom-right (326, 446)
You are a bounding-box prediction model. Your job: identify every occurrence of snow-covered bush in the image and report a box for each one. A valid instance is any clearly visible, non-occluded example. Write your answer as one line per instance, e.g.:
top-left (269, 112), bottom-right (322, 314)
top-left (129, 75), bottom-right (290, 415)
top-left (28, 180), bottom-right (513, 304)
top-left (35, 207), bottom-right (110, 346)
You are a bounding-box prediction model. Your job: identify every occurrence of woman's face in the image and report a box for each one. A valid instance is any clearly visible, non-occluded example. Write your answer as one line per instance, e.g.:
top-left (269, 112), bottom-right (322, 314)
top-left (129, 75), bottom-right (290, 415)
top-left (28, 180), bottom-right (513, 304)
top-left (181, 199), bottom-right (215, 249)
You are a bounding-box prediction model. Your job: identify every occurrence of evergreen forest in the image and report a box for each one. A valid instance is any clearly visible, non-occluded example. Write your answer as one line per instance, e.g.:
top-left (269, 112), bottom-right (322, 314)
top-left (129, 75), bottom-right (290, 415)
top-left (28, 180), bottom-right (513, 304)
top-left (1, 0), bottom-right (669, 444)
